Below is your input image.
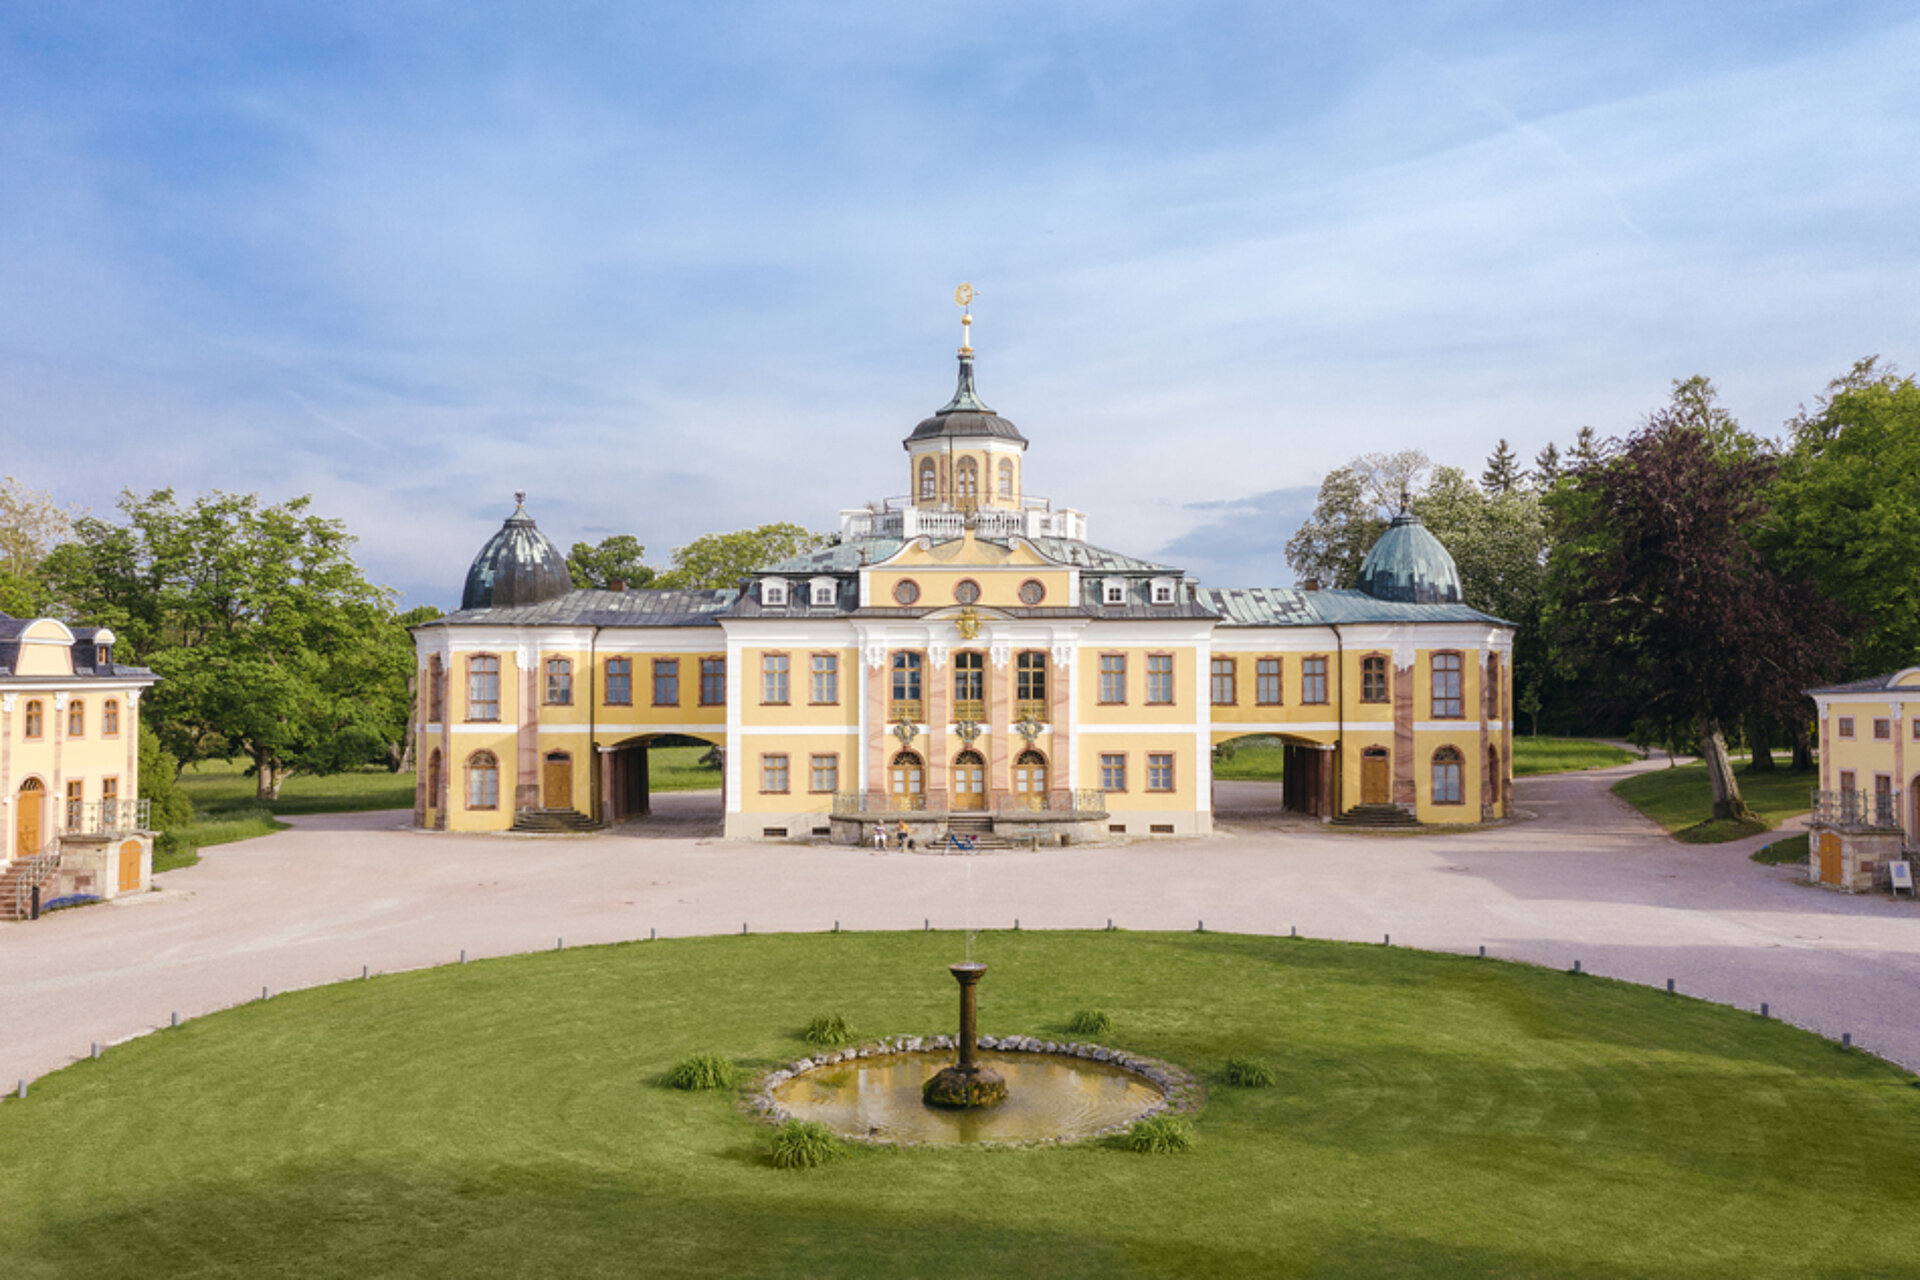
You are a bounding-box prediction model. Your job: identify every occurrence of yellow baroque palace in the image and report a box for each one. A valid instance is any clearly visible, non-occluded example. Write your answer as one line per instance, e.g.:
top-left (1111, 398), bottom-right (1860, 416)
top-left (413, 322), bottom-right (1515, 842)
top-left (1804, 668), bottom-right (1920, 890)
top-left (1, 615), bottom-right (158, 917)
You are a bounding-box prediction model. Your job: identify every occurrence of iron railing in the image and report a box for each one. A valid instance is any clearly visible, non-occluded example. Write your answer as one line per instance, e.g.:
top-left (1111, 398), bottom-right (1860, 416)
top-left (7, 850), bottom-right (60, 920)
top-left (1810, 789), bottom-right (1903, 831)
top-left (64, 798), bottom-right (152, 837)
top-left (837, 499), bottom-right (1088, 544)
top-left (832, 789), bottom-right (1106, 817)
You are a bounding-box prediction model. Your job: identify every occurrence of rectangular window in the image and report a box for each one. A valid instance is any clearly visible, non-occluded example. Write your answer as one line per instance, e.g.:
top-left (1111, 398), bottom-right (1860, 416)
top-left (467, 656), bottom-right (500, 721)
top-left (1256, 658), bottom-right (1282, 706)
top-left (1147, 752), bottom-right (1174, 792)
top-left (1840, 769), bottom-right (1856, 793)
top-left (1301, 657), bottom-right (1328, 705)
top-left (68, 700), bottom-right (84, 736)
top-left (545, 658), bottom-right (572, 705)
top-left (1361, 655), bottom-right (1388, 704)
top-left (1210, 657), bottom-right (1236, 706)
top-left (762, 653), bottom-right (790, 705)
top-left (653, 659), bottom-right (680, 707)
top-left (760, 753), bottom-right (789, 793)
top-left (810, 653), bottom-right (838, 705)
top-left (23, 700), bottom-right (42, 738)
top-left (892, 651), bottom-right (925, 721)
top-left (1874, 718), bottom-right (1891, 740)
top-left (1431, 653), bottom-right (1463, 718)
top-left (1838, 716), bottom-right (1855, 739)
top-left (1099, 654), bottom-right (1127, 704)
top-left (1146, 653), bottom-right (1174, 705)
top-left (102, 777), bottom-right (119, 815)
top-left (1016, 652), bottom-right (1048, 706)
top-left (428, 657), bottom-right (444, 722)
top-left (1914, 719), bottom-right (1919, 742)
top-left (699, 658), bottom-right (726, 706)
top-left (952, 651), bottom-right (985, 720)
top-left (809, 753), bottom-right (838, 793)
top-left (605, 658), bottom-right (633, 706)
top-left (1100, 752), bottom-right (1127, 791)
top-left (65, 780), bottom-right (83, 829)
top-left (103, 699), bottom-right (120, 736)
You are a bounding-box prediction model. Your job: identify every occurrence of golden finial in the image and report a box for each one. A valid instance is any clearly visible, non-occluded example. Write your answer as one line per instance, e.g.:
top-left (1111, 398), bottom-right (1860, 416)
top-left (954, 282), bottom-right (977, 354)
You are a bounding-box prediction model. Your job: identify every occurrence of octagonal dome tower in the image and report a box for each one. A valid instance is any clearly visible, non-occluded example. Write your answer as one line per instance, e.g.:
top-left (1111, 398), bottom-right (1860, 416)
top-left (461, 493), bottom-right (574, 611)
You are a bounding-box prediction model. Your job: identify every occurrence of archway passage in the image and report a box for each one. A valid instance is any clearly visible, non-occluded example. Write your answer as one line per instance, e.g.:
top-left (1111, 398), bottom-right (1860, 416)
top-left (598, 733), bottom-right (725, 829)
top-left (1014, 749), bottom-right (1048, 810)
top-left (16, 779), bottom-right (44, 857)
top-left (952, 749), bottom-right (986, 811)
top-left (1361, 747), bottom-right (1391, 805)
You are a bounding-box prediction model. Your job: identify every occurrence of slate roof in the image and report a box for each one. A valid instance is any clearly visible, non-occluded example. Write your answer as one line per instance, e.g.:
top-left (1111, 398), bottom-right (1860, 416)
top-left (904, 353), bottom-right (1029, 445)
top-left (760, 538), bottom-right (905, 574)
top-left (462, 497), bottom-right (574, 610)
top-left (424, 588), bottom-right (738, 629)
top-left (1198, 586), bottom-right (1508, 628)
top-left (1807, 669), bottom-right (1920, 696)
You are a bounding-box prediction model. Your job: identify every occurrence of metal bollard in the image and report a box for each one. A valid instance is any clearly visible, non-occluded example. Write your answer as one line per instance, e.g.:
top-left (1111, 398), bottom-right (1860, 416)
top-left (15, 1079), bottom-right (24, 1100)
top-left (1573, 960), bottom-right (1582, 974)
top-left (91, 1042), bottom-right (100, 1060)
top-left (557, 938), bottom-right (564, 951)
top-left (649, 927), bottom-right (656, 941)
top-left (1014, 918), bottom-right (1020, 931)
top-left (1290, 925), bottom-right (1297, 938)
top-left (1107, 918), bottom-right (1113, 931)
top-left (1198, 920), bottom-right (1204, 933)
top-left (1384, 934), bottom-right (1390, 947)
top-left (1478, 945), bottom-right (1486, 958)
top-left (1761, 1003), bottom-right (1769, 1019)
top-left (925, 918), bottom-right (930, 931)
top-left (262, 986), bottom-right (269, 1001)
top-left (833, 920), bottom-right (840, 933)
top-left (461, 949), bottom-right (467, 964)
top-left (363, 965), bottom-right (370, 980)
top-left (1843, 1032), bottom-right (1853, 1049)
top-left (170, 1011), bottom-right (179, 1028)
top-left (1666, 978), bottom-right (1674, 994)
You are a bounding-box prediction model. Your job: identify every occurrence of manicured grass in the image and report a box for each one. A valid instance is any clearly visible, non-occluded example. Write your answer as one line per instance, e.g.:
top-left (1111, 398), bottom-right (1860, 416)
top-left (1613, 763), bottom-right (1816, 843)
top-left (151, 811), bottom-right (289, 873)
top-left (1752, 833), bottom-right (1810, 866)
top-left (1212, 736), bottom-right (1284, 780)
top-left (4, 931), bottom-right (1917, 1278)
top-left (1510, 736), bottom-right (1640, 775)
top-left (180, 759), bottom-right (418, 818)
top-left (648, 743), bottom-right (723, 792)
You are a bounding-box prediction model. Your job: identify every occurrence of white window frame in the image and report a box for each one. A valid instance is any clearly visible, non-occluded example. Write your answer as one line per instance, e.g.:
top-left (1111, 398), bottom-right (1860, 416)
top-left (809, 577), bottom-right (836, 606)
top-left (1150, 578), bottom-right (1175, 605)
top-left (1102, 579), bottom-right (1128, 606)
top-left (760, 578), bottom-right (789, 606)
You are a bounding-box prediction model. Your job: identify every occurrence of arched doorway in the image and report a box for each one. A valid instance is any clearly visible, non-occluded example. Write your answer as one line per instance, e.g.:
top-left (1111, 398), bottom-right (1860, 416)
top-left (1014, 749), bottom-right (1048, 810)
top-left (543, 751), bottom-right (573, 809)
top-left (1361, 747), bottom-right (1391, 804)
top-left (890, 751), bottom-right (925, 808)
top-left (952, 750), bottom-right (986, 810)
top-left (16, 779), bottom-right (45, 857)
top-left (118, 839), bottom-right (143, 892)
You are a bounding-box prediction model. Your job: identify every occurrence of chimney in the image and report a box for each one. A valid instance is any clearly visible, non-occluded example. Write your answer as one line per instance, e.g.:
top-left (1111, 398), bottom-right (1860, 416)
top-left (1303, 577), bottom-right (1320, 591)
top-left (609, 579), bottom-right (627, 593)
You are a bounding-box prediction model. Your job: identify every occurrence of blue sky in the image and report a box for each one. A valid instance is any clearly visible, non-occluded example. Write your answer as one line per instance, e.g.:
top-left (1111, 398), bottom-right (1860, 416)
top-left (4, 2), bottom-right (1916, 608)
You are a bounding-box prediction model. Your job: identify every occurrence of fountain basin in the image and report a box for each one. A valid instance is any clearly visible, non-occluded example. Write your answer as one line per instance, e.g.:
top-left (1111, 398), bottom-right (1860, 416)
top-left (759, 1040), bottom-right (1197, 1146)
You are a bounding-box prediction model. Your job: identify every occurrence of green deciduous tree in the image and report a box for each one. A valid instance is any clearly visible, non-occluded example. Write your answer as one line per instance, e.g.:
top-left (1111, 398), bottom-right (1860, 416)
top-left (656, 523), bottom-right (829, 590)
top-left (1284, 450), bottom-right (1429, 588)
top-left (43, 490), bottom-right (416, 799)
top-left (567, 535), bottom-right (655, 590)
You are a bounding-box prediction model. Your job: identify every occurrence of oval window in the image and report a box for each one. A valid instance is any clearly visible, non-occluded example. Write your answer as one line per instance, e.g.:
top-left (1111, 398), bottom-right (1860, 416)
top-left (893, 579), bottom-right (921, 606)
top-left (954, 579), bottom-right (981, 605)
top-left (1019, 579), bottom-right (1046, 606)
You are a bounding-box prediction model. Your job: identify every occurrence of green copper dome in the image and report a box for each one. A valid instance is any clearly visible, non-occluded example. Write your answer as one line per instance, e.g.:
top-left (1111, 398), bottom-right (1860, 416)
top-left (1356, 510), bottom-right (1463, 605)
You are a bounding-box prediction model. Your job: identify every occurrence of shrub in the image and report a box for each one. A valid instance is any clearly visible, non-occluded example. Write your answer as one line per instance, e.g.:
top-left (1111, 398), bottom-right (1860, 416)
top-left (662, 1052), bottom-right (736, 1091)
top-left (1066, 1009), bottom-right (1112, 1036)
top-left (1221, 1056), bottom-right (1277, 1088)
top-left (1121, 1115), bottom-right (1194, 1154)
top-left (769, 1120), bottom-right (841, 1170)
top-left (802, 1013), bottom-right (854, 1048)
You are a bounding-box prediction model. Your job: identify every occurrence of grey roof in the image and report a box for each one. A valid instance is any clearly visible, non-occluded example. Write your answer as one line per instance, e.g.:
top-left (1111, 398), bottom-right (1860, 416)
top-left (1808, 669), bottom-right (1920, 696)
top-left (904, 353), bottom-right (1028, 445)
top-left (425, 587), bottom-right (738, 629)
top-left (462, 496), bottom-right (574, 611)
top-left (1356, 511), bottom-right (1464, 605)
top-left (1199, 586), bottom-right (1508, 628)
top-left (1027, 538), bottom-right (1177, 573)
top-left (761, 538), bottom-right (905, 574)
top-left (0, 613), bottom-right (157, 680)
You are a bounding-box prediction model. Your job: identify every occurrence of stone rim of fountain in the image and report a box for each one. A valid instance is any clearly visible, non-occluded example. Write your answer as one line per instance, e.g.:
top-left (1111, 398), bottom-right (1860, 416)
top-left (750, 1034), bottom-right (1204, 1147)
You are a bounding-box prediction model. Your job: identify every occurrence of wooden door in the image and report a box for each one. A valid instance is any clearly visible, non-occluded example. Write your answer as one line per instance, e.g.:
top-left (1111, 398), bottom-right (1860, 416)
top-left (118, 840), bottom-right (143, 892)
top-left (1014, 751), bottom-right (1048, 811)
top-left (16, 780), bottom-right (43, 857)
top-left (890, 752), bottom-right (924, 807)
top-left (1361, 749), bottom-right (1390, 805)
top-left (543, 752), bottom-right (573, 810)
top-left (1818, 832), bottom-right (1841, 885)
top-left (952, 751), bottom-right (985, 811)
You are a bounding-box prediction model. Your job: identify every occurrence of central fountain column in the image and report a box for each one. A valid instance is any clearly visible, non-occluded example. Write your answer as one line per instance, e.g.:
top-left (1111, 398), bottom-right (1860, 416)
top-left (923, 961), bottom-right (1008, 1108)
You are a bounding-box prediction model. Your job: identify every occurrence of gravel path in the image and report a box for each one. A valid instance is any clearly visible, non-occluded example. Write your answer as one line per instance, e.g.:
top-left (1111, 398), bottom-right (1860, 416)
top-left (4, 760), bottom-right (1916, 1087)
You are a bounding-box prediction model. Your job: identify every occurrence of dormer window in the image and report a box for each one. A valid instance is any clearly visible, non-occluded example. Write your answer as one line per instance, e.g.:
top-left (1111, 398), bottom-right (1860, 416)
top-left (810, 578), bottom-right (837, 607)
top-left (1150, 578), bottom-right (1176, 606)
top-left (96, 644), bottom-right (111, 666)
top-left (1102, 580), bottom-right (1128, 606)
top-left (760, 579), bottom-right (789, 607)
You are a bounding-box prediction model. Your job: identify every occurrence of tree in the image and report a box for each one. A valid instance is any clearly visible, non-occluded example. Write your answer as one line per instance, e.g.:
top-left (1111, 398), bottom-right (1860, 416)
top-left (655, 523), bottom-right (829, 590)
top-left (1414, 467), bottom-right (1548, 627)
top-left (1544, 381), bottom-right (1848, 822)
top-left (43, 489), bottom-right (416, 799)
top-left (1284, 450), bottom-right (1429, 588)
top-left (567, 535), bottom-right (655, 590)
top-left (1481, 440), bottom-right (1522, 495)
top-left (1532, 442), bottom-right (1562, 487)
top-left (0, 476), bottom-right (74, 616)
top-left (1764, 357), bottom-right (1920, 678)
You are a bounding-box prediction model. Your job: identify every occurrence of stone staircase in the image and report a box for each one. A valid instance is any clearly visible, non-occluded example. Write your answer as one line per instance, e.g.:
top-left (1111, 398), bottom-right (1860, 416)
top-left (0, 852), bottom-right (60, 921)
top-left (510, 808), bottom-right (606, 835)
top-left (1329, 803), bottom-right (1422, 829)
top-left (941, 813), bottom-right (1011, 851)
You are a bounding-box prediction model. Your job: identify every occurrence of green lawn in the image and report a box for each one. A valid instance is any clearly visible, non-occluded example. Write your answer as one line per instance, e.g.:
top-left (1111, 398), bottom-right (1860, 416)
top-left (1511, 736), bottom-right (1640, 775)
top-left (648, 743), bottom-right (723, 791)
top-left (1212, 736), bottom-right (1285, 780)
top-left (1612, 763), bottom-right (1815, 843)
top-left (1752, 832), bottom-right (1809, 866)
top-left (3, 931), bottom-right (1916, 1279)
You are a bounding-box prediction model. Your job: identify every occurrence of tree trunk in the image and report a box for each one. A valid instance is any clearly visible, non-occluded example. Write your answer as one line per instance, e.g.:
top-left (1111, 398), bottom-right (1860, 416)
top-left (1698, 717), bottom-right (1754, 822)
top-left (1791, 721), bottom-right (1814, 772)
top-left (393, 673), bottom-right (419, 774)
top-left (254, 752), bottom-right (286, 801)
top-left (1746, 716), bottom-right (1776, 772)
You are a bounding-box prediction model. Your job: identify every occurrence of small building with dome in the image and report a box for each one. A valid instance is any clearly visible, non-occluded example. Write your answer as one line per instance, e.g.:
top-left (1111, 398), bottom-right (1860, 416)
top-left (411, 299), bottom-right (1514, 840)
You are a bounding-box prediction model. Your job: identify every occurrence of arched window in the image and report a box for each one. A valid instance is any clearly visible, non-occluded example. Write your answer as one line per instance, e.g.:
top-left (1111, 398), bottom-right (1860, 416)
top-left (956, 457), bottom-right (978, 502)
top-left (466, 751), bottom-right (500, 809)
top-left (919, 459), bottom-right (937, 500)
top-left (68, 700), bottom-right (85, 736)
top-left (1431, 747), bottom-right (1464, 805)
top-left (427, 749), bottom-right (443, 805)
top-left (998, 458), bottom-right (1014, 499)
top-left (103, 699), bottom-right (120, 736)
top-left (23, 700), bottom-right (42, 739)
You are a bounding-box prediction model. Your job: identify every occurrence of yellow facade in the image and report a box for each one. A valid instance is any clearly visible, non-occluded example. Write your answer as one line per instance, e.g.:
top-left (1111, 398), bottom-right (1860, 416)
top-left (1810, 668), bottom-right (1920, 849)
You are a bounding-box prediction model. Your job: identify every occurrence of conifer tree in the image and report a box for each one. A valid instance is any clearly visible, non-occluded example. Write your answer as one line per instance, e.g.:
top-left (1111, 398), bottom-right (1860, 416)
top-left (1480, 439), bottom-right (1521, 495)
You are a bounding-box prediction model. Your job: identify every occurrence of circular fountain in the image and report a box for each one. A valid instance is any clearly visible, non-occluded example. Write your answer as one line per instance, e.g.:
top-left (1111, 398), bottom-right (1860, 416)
top-left (923, 962), bottom-right (1006, 1108)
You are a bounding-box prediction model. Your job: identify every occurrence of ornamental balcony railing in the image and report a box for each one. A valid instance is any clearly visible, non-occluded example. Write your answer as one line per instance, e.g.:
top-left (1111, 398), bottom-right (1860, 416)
top-left (1810, 789), bottom-right (1903, 831)
top-left (61, 798), bottom-right (153, 837)
top-left (831, 789), bottom-right (1106, 817)
top-left (888, 700), bottom-right (924, 724)
top-left (951, 699), bottom-right (985, 722)
top-left (1013, 700), bottom-right (1048, 723)
top-left (838, 498), bottom-right (1088, 544)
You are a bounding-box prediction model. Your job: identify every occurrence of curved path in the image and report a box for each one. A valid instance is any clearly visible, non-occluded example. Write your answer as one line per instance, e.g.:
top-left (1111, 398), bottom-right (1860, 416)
top-left (3, 759), bottom-right (1916, 1088)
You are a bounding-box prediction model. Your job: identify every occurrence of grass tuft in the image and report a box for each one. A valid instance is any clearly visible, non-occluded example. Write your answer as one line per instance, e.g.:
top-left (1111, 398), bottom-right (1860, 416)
top-left (801, 1013), bottom-right (854, 1048)
top-left (1753, 832), bottom-right (1810, 865)
top-left (1120, 1114), bottom-right (1195, 1154)
top-left (768, 1119), bottom-right (842, 1170)
top-left (661, 1052), bottom-right (736, 1091)
top-left (1221, 1055), bottom-right (1278, 1088)
top-left (1066, 1009), bottom-right (1112, 1036)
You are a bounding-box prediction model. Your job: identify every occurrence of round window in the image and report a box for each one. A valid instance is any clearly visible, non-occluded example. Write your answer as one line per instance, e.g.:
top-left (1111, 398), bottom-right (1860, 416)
top-left (954, 579), bottom-right (981, 605)
top-left (893, 579), bottom-right (921, 606)
top-left (1019, 579), bottom-right (1045, 606)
